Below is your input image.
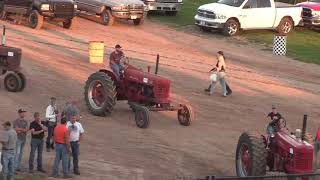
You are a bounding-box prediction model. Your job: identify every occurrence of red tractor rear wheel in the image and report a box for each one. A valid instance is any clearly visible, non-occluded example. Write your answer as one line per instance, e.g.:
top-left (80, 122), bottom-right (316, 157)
top-left (84, 72), bottom-right (116, 116)
top-left (177, 104), bottom-right (194, 126)
top-left (236, 132), bottom-right (267, 177)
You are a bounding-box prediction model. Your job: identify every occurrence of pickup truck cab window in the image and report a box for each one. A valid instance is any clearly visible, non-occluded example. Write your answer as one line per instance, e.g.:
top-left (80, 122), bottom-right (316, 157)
top-left (243, 0), bottom-right (271, 9)
top-left (217, 0), bottom-right (245, 7)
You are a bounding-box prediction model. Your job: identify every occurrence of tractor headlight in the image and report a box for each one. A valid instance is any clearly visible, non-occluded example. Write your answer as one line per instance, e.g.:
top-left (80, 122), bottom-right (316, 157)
top-left (215, 13), bottom-right (227, 19)
top-left (41, 4), bottom-right (50, 11)
top-left (312, 10), bottom-right (320, 17)
top-left (74, 4), bottom-right (78, 9)
top-left (178, 0), bottom-right (183, 2)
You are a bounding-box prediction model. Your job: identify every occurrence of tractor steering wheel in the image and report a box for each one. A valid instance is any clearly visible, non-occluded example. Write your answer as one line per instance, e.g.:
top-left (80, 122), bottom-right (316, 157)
top-left (121, 56), bottom-right (129, 66)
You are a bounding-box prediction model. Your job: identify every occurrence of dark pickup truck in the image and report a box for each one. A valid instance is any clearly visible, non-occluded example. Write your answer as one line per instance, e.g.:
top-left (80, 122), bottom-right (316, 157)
top-left (0, 0), bottom-right (78, 29)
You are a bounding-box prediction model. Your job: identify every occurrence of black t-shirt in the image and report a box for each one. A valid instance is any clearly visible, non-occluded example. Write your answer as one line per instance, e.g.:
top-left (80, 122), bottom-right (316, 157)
top-left (29, 121), bottom-right (45, 139)
top-left (267, 112), bottom-right (282, 126)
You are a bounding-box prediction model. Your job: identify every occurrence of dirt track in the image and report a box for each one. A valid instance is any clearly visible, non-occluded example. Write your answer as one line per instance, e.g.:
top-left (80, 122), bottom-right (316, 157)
top-left (0, 17), bottom-right (320, 180)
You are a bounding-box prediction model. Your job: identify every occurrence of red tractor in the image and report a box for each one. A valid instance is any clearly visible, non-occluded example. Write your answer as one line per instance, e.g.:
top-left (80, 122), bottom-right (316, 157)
top-left (236, 115), bottom-right (314, 179)
top-left (0, 26), bottom-right (26, 92)
top-left (84, 59), bottom-right (194, 128)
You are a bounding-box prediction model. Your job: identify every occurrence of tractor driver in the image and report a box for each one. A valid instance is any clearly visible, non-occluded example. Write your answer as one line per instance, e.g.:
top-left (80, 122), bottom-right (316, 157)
top-left (267, 105), bottom-right (284, 138)
top-left (109, 44), bottom-right (125, 81)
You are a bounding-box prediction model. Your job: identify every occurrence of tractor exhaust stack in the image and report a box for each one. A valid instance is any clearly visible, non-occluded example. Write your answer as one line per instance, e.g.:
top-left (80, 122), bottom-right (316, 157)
top-left (155, 54), bottom-right (159, 74)
top-left (1, 25), bottom-right (6, 46)
top-left (302, 114), bottom-right (307, 141)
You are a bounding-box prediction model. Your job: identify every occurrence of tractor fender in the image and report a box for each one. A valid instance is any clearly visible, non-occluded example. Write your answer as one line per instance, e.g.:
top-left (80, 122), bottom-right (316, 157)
top-left (98, 69), bottom-right (117, 82)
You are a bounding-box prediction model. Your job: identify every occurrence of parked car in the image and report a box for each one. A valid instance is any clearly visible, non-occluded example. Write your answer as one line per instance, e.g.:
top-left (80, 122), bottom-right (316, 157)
top-left (76, 0), bottom-right (147, 25)
top-left (142, 0), bottom-right (183, 16)
top-left (0, 0), bottom-right (78, 29)
top-left (297, 0), bottom-right (320, 27)
top-left (194, 0), bottom-right (303, 36)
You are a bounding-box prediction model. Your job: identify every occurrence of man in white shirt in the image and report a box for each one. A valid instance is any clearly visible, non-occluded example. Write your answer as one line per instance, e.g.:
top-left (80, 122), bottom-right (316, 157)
top-left (66, 111), bottom-right (84, 175)
top-left (45, 97), bottom-right (58, 152)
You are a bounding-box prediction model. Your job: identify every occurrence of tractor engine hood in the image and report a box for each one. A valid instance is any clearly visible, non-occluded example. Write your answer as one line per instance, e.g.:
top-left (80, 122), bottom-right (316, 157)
top-left (125, 66), bottom-right (171, 87)
top-left (276, 131), bottom-right (313, 154)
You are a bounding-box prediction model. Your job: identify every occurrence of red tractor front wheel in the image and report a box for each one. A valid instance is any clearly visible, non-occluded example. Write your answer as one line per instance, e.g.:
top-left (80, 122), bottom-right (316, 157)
top-left (236, 132), bottom-right (267, 177)
top-left (84, 72), bottom-right (116, 116)
top-left (134, 105), bottom-right (150, 129)
top-left (4, 72), bottom-right (23, 92)
top-left (177, 104), bottom-right (194, 126)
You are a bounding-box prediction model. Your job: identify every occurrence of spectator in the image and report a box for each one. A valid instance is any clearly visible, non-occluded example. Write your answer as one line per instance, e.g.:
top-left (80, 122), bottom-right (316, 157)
top-left (315, 127), bottom-right (320, 168)
top-left (67, 112), bottom-right (84, 175)
top-left (0, 121), bottom-right (17, 180)
top-left (51, 118), bottom-right (72, 179)
top-left (46, 97), bottom-right (58, 152)
top-left (13, 108), bottom-right (28, 172)
top-left (28, 112), bottom-right (47, 173)
top-left (205, 51), bottom-right (232, 96)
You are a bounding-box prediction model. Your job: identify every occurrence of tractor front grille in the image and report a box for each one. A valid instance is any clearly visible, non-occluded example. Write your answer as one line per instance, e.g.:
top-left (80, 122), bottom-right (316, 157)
top-left (295, 152), bottom-right (313, 170)
top-left (197, 9), bottom-right (216, 19)
top-left (155, 86), bottom-right (169, 98)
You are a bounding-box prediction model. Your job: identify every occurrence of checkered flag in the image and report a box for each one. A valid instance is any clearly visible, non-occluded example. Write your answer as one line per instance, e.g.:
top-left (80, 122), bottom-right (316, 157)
top-left (273, 35), bottom-right (287, 56)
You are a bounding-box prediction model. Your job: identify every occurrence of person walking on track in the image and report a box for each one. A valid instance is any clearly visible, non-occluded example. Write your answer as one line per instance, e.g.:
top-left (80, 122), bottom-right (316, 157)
top-left (0, 121), bottom-right (17, 180)
top-left (205, 51), bottom-right (232, 97)
top-left (51, 118), bottom-right (72, 179)
top-left (13, 108), bottom-right (28, 172)
top-left (67, 111), bottom-right (84, 175)
top-left (46, 97), bottom-right (58, 152)
top-left (28, 112), bottom-right (47, 173)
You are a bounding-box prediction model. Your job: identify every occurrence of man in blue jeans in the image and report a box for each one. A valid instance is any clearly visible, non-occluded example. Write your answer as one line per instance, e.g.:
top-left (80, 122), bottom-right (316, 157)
top-left (67, 111), bottom-right (84, 175)
top-left (13, 108), bottom-right (29, 172)
top-left (109, 44), bottom-right (125, 81)
top-left (51, 118), bottom-right (72, 179)
top-left (29, 112), bottom-right (47, 173)
top-left (0, 121), bottom-right (17, 180)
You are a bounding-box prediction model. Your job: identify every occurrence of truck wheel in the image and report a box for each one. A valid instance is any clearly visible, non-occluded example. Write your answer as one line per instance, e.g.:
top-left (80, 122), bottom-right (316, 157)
top-left (4, 73), bottom-right (22, 92)
top-left (165, 11), bottom-right (177, 16)
top-left (223, 19), bottom-right (240, 36)
top-left (177, 104), bottom-right (194, 126)
top-left (277, 17), bottom-right (293, 35)
top-left (134, 105), bottom-right (150, 128)
top-left (101, 9), bottom-right (114, 26)
top-left (62, 19), bottom-right (73, 29)
top-left (236, 132), bottom-right (267, 177)
top-left (16, 72), bottom-right (26, 91)
top-left (84, 72), bottom-right (117, 116)
top-left (133, 18), bottom-right (144, 25)
top-left (28, 10), bottom-right (44, 29)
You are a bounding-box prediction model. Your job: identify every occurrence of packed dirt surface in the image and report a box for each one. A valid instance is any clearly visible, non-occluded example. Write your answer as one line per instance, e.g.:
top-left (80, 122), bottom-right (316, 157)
top-left (0, 17), bottom-right (320, 180)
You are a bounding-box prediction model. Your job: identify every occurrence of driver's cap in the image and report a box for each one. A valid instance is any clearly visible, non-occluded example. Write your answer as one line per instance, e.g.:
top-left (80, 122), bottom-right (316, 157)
top-left (115, 44), bottom-right (122, 49)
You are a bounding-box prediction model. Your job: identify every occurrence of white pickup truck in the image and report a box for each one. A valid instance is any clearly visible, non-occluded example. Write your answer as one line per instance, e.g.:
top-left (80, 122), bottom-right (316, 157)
top-left (194, 0), bottom-right (302, 36)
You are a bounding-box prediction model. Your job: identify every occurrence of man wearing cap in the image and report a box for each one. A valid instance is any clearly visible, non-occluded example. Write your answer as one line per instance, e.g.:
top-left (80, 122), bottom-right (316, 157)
top-left (66, 112), bottom-right (84, 175)
top-left (109, 44), bottom-right (125, 81)
top-left (0, 121), bottom-right (17, 180)
top-left (13, 108), bottom-right (29, 171)
top-left (267, 105), bottom-right (284, 137)
top-left (28, 112), bottom-right (47, 173)
top-left (46, 97), bottom-right (58, 152)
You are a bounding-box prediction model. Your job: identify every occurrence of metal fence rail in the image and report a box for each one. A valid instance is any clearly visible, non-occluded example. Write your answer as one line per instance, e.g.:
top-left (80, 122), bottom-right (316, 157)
top-left (170, 174), bottom-right (320, 180)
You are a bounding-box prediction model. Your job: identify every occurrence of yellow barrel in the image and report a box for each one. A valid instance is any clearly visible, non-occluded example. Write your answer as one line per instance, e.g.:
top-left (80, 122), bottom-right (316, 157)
top-left (89, 41), bottom-right (105, 64)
